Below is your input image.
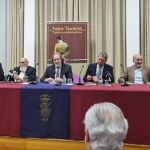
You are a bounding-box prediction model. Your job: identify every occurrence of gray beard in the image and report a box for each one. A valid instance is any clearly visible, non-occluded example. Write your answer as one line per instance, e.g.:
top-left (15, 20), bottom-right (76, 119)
top-left (20, 67), bottom-right (27, 73)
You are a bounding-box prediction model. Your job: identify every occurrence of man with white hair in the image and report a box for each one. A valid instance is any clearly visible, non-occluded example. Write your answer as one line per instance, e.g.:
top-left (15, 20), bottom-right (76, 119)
top-left (13, 57), bottom-right (36, 82)
top-left (84, 102), bottom-right (128, 150)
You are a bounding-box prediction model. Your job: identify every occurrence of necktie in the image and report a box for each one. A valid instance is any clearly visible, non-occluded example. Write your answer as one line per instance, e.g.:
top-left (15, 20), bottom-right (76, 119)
top-left (97, 68), bottom-right (102, 80)
top-left (56, 66), bottom-right (60, 78)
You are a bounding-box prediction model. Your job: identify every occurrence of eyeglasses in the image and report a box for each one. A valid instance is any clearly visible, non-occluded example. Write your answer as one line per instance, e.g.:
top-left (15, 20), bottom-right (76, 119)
top-left (53, 58), bottom-right (60, 61)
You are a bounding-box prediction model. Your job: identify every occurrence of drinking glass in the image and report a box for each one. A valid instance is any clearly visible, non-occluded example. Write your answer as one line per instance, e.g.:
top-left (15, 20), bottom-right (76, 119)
top-left (67, 78), bottom-right (73, 85)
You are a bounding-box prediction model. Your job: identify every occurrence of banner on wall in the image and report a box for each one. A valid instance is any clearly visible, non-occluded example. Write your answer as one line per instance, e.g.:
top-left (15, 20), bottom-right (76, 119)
top-left (47, 22), bottom-right (87, 63)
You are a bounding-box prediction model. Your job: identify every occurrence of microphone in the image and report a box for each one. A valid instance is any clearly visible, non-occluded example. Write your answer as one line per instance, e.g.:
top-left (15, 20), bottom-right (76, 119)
top-left (76, 65), bottom-right (84, 85)
top-left (120, 64), bottom-right (129, 86)
top-left (36, 62), bottom-right (39, 66)
top-left (105, 71), bottom-right (112, 83)
top-left (7, 70), bottom-right (15, 82)
top-left (34, 62), bottom-right (39, 82)
top-left (35, 62), bottom-right (39, 71)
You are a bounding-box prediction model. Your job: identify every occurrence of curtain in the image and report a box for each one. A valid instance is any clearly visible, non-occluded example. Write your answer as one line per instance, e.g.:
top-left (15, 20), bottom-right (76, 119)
top-left (140, 0), bottom-right (150, 67)
top-left (35, 0), bottom-right (48, 78)
top-left (8, 0), bottom-right (24, 70)
top-left (35, 0), bottom-right (126, 81)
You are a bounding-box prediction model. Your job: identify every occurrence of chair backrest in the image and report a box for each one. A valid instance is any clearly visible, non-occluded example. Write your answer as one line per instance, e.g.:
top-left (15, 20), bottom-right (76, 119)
top-left (73, 73), bottom-right (83, 83)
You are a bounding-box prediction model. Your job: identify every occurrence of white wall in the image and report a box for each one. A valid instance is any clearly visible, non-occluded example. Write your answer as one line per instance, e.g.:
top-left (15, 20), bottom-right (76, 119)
top-left (24, 0), bottom-right (35, 67)
top-left (0, 0), bottom-right (7, 72)
top-left (126, 0), bottom-right (140, 66)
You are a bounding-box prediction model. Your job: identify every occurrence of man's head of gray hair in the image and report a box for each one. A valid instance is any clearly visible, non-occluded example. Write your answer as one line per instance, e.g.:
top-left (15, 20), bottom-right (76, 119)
top-left (84, 102), bottom-right (128, 150)
top-left (98, 52), bottom-right (108, 61)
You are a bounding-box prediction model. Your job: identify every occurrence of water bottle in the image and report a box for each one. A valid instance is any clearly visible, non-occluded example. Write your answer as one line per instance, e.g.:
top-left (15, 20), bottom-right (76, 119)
top-left (62, 75), bottom-right (66, 84)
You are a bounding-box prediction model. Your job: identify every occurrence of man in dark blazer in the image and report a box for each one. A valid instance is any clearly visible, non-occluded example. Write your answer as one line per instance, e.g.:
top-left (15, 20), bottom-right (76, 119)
top-left (40, 52), bottom-right (73, 83)
top-left (13, 58), bottom-right (36, 82)
top-left (83, 52), bottom-right (114, 83)
top-left (0, 62), bottom-right (4, 81)
top-left (118, 54), bottom-right (150, 84)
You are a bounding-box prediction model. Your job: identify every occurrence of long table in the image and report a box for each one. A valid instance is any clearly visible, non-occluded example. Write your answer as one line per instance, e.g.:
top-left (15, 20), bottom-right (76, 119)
top-left (0, 82), bottom-right (150, 145)
top-left (0, 82), bottom-right (23, 136)
top-left (70, 84), bottom-right (150, 145)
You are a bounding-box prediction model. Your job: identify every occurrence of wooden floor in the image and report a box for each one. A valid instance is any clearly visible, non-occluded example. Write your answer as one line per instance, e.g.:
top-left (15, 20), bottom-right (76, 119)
top-left (0, 137), bottom-right (150, 150)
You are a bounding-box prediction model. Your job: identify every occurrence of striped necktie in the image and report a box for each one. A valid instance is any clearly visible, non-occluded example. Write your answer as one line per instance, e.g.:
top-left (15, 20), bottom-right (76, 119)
top-left (56, 66), bottom-right (60, 78)
top-left (97, 67), bottom-right (102, 80)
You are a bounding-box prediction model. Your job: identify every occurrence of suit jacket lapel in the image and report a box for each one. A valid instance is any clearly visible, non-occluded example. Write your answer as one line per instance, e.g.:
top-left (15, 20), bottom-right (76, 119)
top-left (93, 63), bottom-right (97, 76)
top-left (130, 66), bottom-right (135, 81)
top-left (51, 65), bottom-right (56, 78)
top-left (60, 64), bottom-right (65, 77)
top-left (25, 66), bottom-right (29, 75)
top-left (141, 66), bottom-right (147, 83)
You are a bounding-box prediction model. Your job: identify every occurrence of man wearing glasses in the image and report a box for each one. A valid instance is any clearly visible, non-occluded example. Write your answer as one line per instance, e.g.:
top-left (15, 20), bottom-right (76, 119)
top-left (13, 58), bottom-right (36, 82)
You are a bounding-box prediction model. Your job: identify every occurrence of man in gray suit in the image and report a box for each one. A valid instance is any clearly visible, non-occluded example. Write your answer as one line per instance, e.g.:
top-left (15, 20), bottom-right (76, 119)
top-left (40, 52), bottom-right (73, 83)
top-left (118, 54), bottom-right (150, 84)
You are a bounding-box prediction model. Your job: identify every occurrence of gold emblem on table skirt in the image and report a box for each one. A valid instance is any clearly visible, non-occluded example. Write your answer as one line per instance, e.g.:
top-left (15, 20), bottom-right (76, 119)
top-left (40, 94), bottom-right (51, 121)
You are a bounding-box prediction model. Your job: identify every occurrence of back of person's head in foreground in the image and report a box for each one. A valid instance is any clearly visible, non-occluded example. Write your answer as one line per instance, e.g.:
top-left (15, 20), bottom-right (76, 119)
top-left (84, 102), bottom-right (128, 150)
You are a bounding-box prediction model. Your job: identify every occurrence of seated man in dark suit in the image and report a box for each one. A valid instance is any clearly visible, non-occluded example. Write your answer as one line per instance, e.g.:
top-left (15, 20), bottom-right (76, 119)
top-left (12, 58), bottom-right (36, 82)
top-left (118, 54), bottom-right (150, 84)
top-left (83, 52), bottom-right (114, 84)
top-left (40, 52), bottom-right (73, 83)
top-left (0, 62), bottom-right (4, 81)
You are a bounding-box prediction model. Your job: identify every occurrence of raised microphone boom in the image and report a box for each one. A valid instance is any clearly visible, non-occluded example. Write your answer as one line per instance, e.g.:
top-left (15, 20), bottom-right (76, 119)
top-left (76, 65), bottom-right (84, 85)
top-left (120, 64), bottom-right (129, 86)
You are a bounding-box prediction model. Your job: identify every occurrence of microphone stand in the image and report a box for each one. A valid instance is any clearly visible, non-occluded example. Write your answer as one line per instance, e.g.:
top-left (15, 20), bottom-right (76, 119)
top-left (76, 65), bottom-right (84, 85)
top-left (105, 72), bottom-right (112, 84)
top-left (7, 70), bottom-right (15, 83)
top-left (120, 64), bottom-right (129, 86)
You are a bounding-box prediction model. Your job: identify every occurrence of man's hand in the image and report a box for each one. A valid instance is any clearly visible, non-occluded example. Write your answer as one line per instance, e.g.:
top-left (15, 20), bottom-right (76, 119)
top-left (45, 77), bottom-right (54, 82)
top-left (14, 74), bottom-right (22, 80)
top-left (55, 77), bottom-right (62, 83)
top-left (87, 75), bottom-right (93, 81)
top-left (92, 76), bottom-right (99, 83)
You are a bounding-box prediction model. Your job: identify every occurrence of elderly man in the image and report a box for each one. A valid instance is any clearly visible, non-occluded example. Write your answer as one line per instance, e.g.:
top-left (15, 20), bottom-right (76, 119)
top-left (40, 52), bottom-right (73, 83)
top-left (84, 102), bottom-right (128, 150)
top-left (118, 54), bottom-right (150, 84)
top-left (13, 58), bottom-right (36, 82)
top-left (0, 62), bottom-right (4, 81)
top-left (83, 52), bottom-right (114, 84)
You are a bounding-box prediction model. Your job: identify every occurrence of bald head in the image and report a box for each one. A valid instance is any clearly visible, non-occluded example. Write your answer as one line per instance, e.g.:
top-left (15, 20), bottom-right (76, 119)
top-left (133, 54), bottom-right (142, 68)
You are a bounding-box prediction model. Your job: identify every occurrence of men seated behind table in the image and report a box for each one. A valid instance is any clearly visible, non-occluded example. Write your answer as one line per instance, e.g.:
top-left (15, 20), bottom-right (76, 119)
top-left (118, 54), bottom-right (150, 84)
top-left (83, 51), bottom-right (114, 84)
top-left (11, 58), bottom-right (36, 82)
top-left (0, 62), bottom-right (4, 81)
top-left (40, 52), bottom-right (73, 83)
top-left (84, 102), bottom-right (128, 150)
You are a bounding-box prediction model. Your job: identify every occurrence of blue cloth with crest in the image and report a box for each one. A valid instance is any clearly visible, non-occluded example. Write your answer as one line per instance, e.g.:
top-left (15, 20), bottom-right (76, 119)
top-left (20, 82), bottom-right (71, 138)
